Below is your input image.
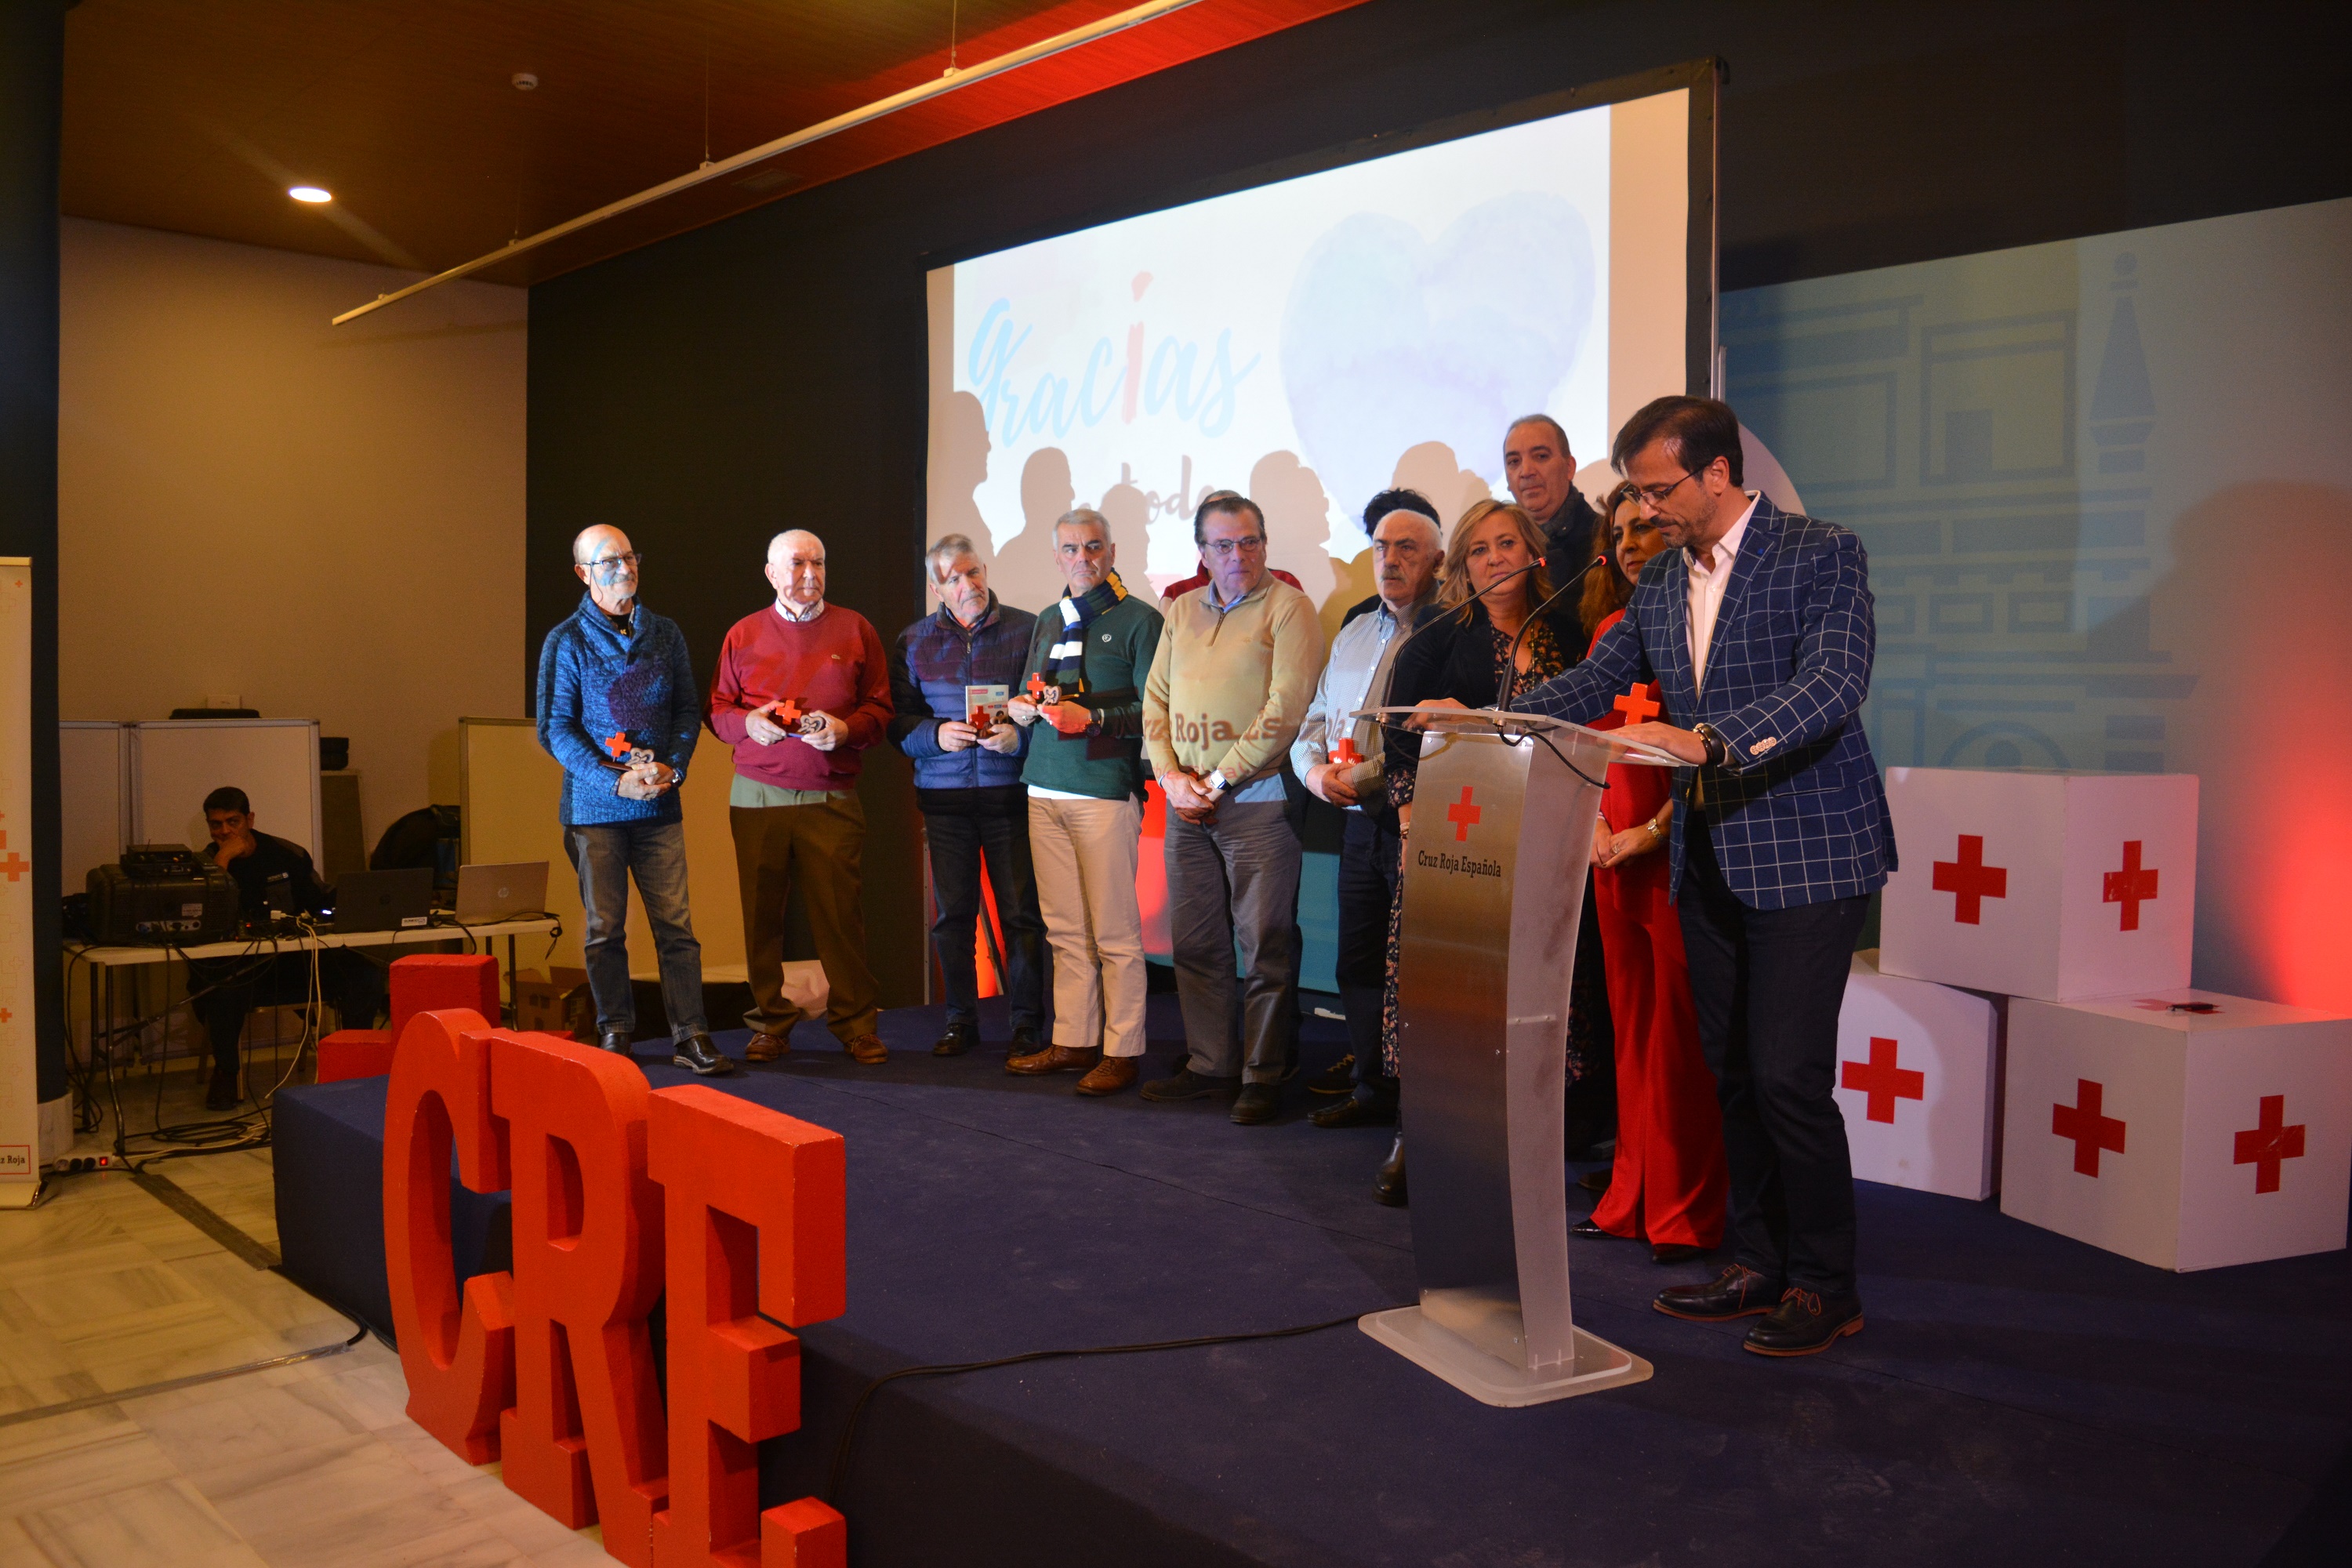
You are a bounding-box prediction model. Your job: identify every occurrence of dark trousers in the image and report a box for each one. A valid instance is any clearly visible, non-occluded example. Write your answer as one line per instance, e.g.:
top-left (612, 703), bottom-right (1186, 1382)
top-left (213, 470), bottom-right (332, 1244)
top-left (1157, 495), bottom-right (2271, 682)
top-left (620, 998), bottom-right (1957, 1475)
top-left (1336, 810), bottom-right (1400, 1105)
top-left (191, 949), bottom-right (383, 1080)
top-left (1675, 812), bottom-right (1870, 1296)
top-left (731, 793), bottom-right (881, 1043)
top-left (926, 807), bottom-right (1045, 1030)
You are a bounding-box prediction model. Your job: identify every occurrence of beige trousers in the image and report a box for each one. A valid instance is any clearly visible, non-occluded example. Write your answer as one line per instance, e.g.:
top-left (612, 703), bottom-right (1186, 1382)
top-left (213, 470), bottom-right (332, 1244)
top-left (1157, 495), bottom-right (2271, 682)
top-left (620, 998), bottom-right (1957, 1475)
top-left (1026, 793), bottom-right (1148, 1057)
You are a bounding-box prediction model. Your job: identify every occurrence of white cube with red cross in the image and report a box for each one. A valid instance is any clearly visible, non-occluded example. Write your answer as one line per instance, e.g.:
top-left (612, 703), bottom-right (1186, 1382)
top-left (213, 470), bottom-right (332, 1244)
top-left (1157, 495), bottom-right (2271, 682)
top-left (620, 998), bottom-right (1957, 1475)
top-left (1835, 951), bottom-right (2002, 1201)
top-left (1877, 768), bottom-right (2196, 1002)
top-left (2000, 990), bottom-right (2352, 1271)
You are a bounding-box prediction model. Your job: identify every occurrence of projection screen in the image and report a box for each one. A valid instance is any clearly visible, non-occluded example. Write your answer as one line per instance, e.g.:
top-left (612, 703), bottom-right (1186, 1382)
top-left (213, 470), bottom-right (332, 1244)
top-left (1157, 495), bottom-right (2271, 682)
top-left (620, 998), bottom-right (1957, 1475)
top-left (926, 63), bottom-right (1718, 615)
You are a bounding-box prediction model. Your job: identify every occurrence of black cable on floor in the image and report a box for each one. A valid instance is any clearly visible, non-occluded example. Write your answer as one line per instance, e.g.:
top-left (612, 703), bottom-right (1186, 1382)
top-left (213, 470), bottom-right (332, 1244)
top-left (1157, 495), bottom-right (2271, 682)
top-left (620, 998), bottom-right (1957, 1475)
top-left (824, 1306), bottom-right (1406, 1504)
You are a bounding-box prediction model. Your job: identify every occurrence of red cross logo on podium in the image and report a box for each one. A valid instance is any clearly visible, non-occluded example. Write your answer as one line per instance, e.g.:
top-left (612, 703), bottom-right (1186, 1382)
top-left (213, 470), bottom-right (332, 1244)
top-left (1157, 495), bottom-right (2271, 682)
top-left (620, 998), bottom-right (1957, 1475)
top-left (1840, 1036), bottom-right (1926, 1123)
top-left (2103, 840), bottom-right (2160, 931)
top-left (2233, 1094), bottom-right (2307, 1194)
top-left (1931, 835), bottom-right (2008, 924)
top-left (1446, 786), bottom-right (1481, 842)
top-left (1329, 736), bottom-right (1362, 768)
top-left (1613, 685), bottom-right (1660, 726)
top-left (0, 830), bottom-right (25, 883)
top-left (2052, 1079), bottom-right (2127, 1176)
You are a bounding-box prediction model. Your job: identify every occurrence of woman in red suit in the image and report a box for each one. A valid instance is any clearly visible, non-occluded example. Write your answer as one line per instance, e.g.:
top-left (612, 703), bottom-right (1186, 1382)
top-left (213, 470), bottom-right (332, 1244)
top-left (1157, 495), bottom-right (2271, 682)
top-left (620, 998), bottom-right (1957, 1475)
top-left (1573, 484), bottom-right (1729, 1264)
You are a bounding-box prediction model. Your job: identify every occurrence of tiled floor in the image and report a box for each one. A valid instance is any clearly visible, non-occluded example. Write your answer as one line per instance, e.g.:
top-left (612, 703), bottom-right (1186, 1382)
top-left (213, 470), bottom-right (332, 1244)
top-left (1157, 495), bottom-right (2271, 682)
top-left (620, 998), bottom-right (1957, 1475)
top-left (2, 1066), bottom-right (612, 1568)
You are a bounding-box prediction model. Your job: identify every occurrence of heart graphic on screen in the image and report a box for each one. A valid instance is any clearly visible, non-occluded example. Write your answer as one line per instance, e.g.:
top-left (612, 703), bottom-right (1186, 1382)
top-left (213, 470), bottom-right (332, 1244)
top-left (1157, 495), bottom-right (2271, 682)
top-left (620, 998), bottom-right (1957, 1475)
top-left (1281, 194), bottom-right (1594, 524)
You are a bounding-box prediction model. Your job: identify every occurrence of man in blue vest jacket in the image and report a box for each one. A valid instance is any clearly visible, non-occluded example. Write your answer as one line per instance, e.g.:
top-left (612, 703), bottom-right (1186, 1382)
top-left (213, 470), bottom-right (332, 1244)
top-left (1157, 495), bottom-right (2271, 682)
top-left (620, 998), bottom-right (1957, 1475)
top-left (535, 525), bottom-right (731, 1076)
top-left (888, 535), bottom-right (1044, 1057)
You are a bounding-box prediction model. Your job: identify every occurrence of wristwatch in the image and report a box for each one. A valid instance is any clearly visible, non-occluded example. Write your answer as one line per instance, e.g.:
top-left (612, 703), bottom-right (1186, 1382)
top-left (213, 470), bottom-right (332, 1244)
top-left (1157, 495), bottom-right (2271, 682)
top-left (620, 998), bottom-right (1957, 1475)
top-left (1205, 769), bottom-right (1231, 796)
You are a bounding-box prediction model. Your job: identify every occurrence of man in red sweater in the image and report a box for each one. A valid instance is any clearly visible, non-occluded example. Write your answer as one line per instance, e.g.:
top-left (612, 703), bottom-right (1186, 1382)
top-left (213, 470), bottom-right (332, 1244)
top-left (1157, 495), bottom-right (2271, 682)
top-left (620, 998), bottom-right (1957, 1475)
top-left (707, 528), bottom-right (895, 1063)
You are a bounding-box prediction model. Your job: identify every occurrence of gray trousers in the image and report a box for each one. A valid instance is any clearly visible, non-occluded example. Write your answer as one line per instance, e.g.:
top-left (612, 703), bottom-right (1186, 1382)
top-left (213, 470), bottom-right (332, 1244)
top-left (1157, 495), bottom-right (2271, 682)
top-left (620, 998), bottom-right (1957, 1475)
top-left (1164, 800), bottom-right (1302, 1083)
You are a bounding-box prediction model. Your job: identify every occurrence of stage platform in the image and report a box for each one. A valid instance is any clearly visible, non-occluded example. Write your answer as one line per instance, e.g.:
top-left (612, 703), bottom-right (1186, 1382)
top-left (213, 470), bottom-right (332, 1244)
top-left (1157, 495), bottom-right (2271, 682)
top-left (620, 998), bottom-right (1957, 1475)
top-left (274, 998), bottom-right (2351, 1566)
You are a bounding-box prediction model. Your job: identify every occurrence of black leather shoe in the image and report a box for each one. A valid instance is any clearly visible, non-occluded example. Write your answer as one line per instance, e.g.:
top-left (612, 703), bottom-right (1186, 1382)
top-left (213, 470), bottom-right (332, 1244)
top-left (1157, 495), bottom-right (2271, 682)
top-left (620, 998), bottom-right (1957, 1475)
top-left (597, 1029), bottom-right (635, 1055)
top-left (1744, 1288), bottom-right (1864, 1356)
top-left (1374, 1130), bottom-right (1407, 1207)
top-left (1570, 1217), bottom-right (1618, 1239)
top-left (1307, 1053), bottom-right (1356, 1095)
top-left (205, 1068), bottom-right (241, 1112)
top-left (1308, 1094), bottom-right (1395, 1128)
top-left (1653, 1263), bottom-right (1782, 1322)
top-left (1230, 1083), bottom-right (1282, 1124)
top-left (933, 1020), bottom-right (978, 1057)
top-left (1008, 1024), bottom-right (1040, 1054)
top-left (1140, 1067), bottom-right (1240, 1102)
top-left (671, 1033), bottom-right (735, 1076)
top-left (1650, 1243), bottom-right (1707, 1265)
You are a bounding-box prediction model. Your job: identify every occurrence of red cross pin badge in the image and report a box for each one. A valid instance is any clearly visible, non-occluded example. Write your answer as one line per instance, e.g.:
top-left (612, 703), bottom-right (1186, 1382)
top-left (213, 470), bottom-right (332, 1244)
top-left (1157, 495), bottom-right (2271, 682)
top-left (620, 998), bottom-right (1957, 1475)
top-left (1932, 835), bottom-right (2009, 924)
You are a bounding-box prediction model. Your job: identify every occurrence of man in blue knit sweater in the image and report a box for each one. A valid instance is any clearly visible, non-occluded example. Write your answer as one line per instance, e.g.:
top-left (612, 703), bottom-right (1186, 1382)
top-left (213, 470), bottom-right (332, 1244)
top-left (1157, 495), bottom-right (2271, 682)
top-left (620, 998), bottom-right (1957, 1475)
top-left (535, 526), bottom-right (731, 1076)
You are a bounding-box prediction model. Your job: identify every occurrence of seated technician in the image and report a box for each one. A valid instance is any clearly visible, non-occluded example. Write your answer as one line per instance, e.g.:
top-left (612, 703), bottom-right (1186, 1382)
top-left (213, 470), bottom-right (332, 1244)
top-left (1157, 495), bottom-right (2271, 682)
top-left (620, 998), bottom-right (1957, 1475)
top-left (188, 786), bottom-right (383, 1111)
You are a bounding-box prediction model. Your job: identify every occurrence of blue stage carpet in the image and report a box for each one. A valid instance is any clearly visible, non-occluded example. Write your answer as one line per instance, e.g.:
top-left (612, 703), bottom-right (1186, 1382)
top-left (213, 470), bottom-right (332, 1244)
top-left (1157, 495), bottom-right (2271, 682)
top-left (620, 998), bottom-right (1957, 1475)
top-left (274, 997), bottom-right (2350, 1567)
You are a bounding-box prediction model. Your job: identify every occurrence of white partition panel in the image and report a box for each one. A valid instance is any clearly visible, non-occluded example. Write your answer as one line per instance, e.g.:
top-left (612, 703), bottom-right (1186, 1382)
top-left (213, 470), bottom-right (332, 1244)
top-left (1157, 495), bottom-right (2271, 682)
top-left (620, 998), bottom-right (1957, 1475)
top-left (60, 720), bottom-right (130, 891)
top-left (130, 719), bottom-right (321, 859)
top-left (459, 718), bottom-right (746, 984)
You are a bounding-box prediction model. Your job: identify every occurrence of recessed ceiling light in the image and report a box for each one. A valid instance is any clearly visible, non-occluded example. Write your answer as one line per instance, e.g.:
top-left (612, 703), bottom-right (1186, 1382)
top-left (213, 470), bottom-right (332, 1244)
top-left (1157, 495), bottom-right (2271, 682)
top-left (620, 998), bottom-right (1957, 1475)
top-left (289, 186), bottom-right (333, 204)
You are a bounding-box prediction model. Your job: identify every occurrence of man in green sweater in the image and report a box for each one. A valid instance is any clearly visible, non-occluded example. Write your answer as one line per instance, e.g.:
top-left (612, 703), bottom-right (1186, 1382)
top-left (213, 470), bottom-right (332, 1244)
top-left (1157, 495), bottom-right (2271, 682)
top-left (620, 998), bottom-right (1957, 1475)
top-left (1142, 491), bottom-right (1327, 1124)
top-left (1003, 508), bottom-right (1163, 1096)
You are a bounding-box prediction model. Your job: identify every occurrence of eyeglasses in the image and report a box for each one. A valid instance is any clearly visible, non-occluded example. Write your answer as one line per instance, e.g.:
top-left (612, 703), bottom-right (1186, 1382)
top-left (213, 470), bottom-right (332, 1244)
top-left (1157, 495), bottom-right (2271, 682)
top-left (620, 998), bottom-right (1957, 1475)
top-left (1203, 535), bottom-right (1266, 558)
top-left (1631, 470), bottom-right (1698, 508)
top-left (582, 551), bottom-right (642, 575)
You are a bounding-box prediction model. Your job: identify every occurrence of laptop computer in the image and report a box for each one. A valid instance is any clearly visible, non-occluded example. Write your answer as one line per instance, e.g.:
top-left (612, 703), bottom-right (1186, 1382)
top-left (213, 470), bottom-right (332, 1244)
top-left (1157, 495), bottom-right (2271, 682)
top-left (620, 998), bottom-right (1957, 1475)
top-left (452, 861), bottom-right (550, 924)
top-left (326, 868), bottom-right (435, 933)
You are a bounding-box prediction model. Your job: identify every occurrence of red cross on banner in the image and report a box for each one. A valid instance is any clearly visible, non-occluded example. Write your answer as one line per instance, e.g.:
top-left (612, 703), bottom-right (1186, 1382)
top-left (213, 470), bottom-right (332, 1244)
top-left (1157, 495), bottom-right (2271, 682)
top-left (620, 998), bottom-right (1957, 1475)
top-left (1931, 835), bottom-right (2008, 924)
top-left (1613, 685), bottom-right (1660, 726)
top-left (2052, 1078), bottom-right (2127, 1177)
top-left (1446, 786), bottom-right (1481, 842)
top-left (2233, 1094), bottom-right (2307, 1194)
top-left (0, 829), bottom-right (23, 884)
top-left (2103, 840), bottom-right (2160, 931)
top-left (1329, 735), bottom-right (1362, 768)
top-left (603, 731), bottom-right (631, 759)
top-left (1840, 1036), bottom-right (1926, 1123)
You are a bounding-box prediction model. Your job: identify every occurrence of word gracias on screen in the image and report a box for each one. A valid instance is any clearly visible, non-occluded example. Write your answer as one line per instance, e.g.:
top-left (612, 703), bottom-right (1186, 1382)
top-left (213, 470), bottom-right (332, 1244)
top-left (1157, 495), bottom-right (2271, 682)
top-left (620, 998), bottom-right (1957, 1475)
top-left (383, 1010), bottom-right (849, 1568)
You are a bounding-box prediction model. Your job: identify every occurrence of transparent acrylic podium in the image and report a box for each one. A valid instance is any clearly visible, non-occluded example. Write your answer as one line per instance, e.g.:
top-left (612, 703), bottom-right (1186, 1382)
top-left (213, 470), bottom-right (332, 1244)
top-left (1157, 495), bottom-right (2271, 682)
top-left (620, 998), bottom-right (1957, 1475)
top-left (1352, 707), bottom-right (1676, 1406)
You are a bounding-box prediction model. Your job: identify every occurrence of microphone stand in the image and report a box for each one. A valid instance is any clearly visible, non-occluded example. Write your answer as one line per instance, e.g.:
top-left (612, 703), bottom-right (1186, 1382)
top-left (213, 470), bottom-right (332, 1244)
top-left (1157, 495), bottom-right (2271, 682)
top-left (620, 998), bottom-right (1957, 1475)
top-left (1497, 555), bottom-right (1610, 713)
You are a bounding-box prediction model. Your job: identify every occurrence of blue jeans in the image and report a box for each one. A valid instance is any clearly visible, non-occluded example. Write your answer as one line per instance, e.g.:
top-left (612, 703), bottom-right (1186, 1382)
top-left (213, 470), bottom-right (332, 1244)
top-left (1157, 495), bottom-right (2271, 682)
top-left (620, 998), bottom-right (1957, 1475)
top-left (565, 819), bottom-right (707, 1042)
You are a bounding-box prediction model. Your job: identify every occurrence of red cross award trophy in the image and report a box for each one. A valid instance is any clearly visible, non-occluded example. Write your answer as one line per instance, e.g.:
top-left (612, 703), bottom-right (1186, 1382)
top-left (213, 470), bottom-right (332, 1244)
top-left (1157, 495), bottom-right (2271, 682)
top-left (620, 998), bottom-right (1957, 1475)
top-left (1348, 703), bottom-right (1679, 1404)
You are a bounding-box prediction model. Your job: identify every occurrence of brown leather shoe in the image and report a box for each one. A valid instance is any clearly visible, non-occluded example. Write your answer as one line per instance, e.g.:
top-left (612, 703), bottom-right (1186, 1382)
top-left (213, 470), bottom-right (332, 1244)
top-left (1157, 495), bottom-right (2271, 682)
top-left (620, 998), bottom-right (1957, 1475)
top-left (1075, 1056), bottom-right (1138, 1095)
top-left (1007, 1043), bottom-right (1101, 1076)
top-left (745, 1032), bottom-right (787, 1063)
top-left (844, 1034), bottom-right (888, 1065)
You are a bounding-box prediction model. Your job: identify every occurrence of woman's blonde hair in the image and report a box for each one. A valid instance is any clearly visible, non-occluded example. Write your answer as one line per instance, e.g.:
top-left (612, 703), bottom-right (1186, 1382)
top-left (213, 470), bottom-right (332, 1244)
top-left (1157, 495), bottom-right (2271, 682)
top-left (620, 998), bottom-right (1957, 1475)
top-left (1437, 499), bottom-right (1553, 615)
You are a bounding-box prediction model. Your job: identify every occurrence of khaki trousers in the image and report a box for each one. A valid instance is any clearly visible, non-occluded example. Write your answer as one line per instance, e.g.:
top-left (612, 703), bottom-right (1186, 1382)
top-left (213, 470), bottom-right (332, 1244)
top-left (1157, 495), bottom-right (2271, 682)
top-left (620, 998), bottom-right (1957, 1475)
top-left (730, 793), bottom-right (880, 1043)
top-left (1026, 793), bottom-right (1148, 1057)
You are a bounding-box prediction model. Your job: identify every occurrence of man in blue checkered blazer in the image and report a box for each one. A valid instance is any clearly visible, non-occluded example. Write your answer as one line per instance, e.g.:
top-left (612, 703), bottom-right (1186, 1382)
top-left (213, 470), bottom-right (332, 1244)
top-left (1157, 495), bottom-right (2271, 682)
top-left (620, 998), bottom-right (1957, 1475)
top-left (1508, 396), bottom-right (1896, 1358)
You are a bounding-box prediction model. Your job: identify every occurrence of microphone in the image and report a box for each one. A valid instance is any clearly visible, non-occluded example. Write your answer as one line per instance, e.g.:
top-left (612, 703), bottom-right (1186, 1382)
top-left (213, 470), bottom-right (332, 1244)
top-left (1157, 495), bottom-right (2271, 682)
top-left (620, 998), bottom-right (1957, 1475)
top-left (1362, 556), bottom-right (1551, 749)
top-left (1497, 554), bottom-right (1611, 713)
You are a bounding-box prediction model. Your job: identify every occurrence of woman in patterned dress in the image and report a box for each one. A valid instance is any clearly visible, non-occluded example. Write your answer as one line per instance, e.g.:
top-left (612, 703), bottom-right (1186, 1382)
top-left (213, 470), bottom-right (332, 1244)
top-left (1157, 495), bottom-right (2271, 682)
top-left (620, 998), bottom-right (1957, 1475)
top-left (1370, 499), bottom-right (1606, 1205)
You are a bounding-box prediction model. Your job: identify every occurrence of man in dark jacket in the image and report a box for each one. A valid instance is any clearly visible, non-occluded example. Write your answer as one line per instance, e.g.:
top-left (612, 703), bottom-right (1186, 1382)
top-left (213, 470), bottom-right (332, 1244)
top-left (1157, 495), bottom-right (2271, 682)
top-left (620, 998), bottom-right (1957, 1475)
top-left (535, 525), bottom-right (730, 1076)
top-left (1504, 413), bottom-right (1605, 591)
top-left (888, 535), bottom-right (1045, 1056)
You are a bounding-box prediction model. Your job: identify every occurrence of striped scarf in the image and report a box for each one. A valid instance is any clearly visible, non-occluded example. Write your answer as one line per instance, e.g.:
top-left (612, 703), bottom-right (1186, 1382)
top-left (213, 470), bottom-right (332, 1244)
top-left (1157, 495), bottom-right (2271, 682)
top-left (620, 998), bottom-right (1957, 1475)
top-left (1047, 570), bottom-right (1127, 692)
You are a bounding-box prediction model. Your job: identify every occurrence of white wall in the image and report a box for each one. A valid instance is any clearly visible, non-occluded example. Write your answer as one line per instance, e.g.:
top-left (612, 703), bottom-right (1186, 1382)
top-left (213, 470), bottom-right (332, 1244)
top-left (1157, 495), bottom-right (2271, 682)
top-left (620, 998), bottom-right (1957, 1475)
top-left (57, 218), bottom-right (526, 848)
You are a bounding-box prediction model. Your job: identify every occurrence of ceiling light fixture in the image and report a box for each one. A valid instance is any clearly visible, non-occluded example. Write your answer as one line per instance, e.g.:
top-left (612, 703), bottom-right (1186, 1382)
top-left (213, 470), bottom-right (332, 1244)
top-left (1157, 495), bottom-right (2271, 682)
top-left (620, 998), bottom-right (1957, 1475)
top-left (331, 0), bottom-right (1205, 325)
top-left (289, 186), bottom-right (333, 203)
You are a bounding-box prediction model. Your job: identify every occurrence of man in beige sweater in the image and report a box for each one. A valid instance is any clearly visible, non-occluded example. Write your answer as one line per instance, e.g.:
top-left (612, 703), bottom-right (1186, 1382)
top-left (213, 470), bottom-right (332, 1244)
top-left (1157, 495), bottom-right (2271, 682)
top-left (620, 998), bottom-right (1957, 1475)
top-left (1142, 491), bottom-right (1327, 1124)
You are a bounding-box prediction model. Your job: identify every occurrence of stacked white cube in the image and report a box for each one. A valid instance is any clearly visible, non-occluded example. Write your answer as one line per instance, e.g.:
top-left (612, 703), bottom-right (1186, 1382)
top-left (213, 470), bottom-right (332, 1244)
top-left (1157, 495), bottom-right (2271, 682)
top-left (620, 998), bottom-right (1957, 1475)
top-left (1860, 767), bottom-right (2350, 1271)
top-left (1835, 953), bottom-right (2002, 1201)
